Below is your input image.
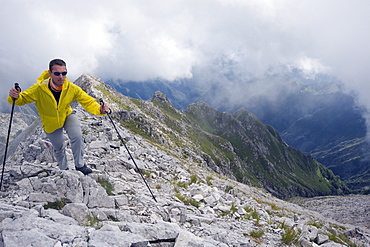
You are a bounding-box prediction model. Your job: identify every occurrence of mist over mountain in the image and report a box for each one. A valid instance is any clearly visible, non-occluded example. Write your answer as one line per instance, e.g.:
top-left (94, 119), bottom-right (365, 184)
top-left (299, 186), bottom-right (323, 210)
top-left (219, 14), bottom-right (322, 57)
top-left (105, 68), bottom-right (370, 192)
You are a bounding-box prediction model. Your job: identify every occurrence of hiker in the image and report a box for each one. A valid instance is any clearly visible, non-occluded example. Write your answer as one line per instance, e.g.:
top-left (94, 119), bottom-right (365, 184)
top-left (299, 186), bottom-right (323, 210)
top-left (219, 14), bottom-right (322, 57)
top-left (7, 58), bottom-right (109, 175)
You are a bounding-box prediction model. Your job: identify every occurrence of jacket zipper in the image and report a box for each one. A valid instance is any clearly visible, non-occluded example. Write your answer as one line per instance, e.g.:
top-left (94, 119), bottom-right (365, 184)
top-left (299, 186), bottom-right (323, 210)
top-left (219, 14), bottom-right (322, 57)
top-left (44, 83), bottom-right (61, 127)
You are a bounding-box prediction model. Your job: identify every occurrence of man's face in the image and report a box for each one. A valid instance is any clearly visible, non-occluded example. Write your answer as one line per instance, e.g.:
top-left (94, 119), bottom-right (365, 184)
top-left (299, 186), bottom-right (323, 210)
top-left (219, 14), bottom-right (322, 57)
top-left (49, 65), bottom-right (67, 87)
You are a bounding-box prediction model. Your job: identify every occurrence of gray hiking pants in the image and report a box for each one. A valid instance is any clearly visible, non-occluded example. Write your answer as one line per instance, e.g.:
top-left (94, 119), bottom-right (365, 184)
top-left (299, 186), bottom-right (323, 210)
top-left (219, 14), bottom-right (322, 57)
top-left (45, 112), bottom-right (84, 170)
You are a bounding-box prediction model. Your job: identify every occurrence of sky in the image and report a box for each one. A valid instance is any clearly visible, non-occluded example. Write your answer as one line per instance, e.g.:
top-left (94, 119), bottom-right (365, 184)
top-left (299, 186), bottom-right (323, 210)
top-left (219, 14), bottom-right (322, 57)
top-left (1, 0), bottom-right (370, 119)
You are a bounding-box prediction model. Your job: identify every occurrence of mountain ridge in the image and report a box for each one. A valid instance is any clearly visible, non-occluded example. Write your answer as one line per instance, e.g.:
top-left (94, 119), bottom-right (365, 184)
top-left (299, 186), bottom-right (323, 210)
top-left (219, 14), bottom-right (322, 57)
top-left (104, 72), bottom-right (370, 191)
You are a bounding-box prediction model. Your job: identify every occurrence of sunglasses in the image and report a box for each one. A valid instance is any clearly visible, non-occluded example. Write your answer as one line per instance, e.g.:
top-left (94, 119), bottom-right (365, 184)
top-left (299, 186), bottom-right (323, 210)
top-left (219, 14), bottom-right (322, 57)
top-left (53, 72), bottom-right (68, 76)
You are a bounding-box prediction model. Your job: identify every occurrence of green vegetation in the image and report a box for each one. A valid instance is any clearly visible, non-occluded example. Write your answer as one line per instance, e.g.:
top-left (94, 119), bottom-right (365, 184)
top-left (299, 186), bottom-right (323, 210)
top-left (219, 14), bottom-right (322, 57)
top-left (94, 85), bottom-right (129, 111)
top-left (97, 178), bottom-right (114, 196)
top-left (176, 181), bottom-right (188, 189)
top-left (206, 176), bottom-right (213, 186)
top-left (43, 198), bottom-right (66, 210)
top-left (244, 206), bottom-right (254, 213)
top-left (189, 174), bottom-right (198, 185)
top-left (255, 200), bottom-right (287, 215)
top-left (307, 220), bottom-right (323, 229)
top-left (280, 222), bottom-right (300, 245)
top-left (224, 185), bottom-right (234, 193)
top-left (250, 210), bottom-right (260, 225)
top-left (141, 169), bottom-right (157, 179)
top-left (328, 226), bottom-right (359, 247)
top-left (186, 103), bottom-right (350, 197)
top-left (250, 229), bottom-right (264, 238)
top-left (152, 101), bottom-right (184, 121)
top-left (230, 202), bottom-right (237, 215)
top-left (174, 193), bottom-right (200, 208)
top-left (173, 174), bottom-right (200, 190)
top-left (86, 214), bottom-right (102, 229)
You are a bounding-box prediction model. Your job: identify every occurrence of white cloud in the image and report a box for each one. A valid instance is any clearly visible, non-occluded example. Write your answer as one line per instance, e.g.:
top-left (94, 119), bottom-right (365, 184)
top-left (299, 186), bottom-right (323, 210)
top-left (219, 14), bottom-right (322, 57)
top-left (1, 0), bottom-right (370, 116)
top-left (293, 56), bottom-right (330, 79)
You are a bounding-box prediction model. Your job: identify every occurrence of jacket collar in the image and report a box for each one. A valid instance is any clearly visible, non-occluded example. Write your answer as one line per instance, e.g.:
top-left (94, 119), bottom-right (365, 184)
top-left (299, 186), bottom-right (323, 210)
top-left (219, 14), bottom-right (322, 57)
top-left (37, 70), bottom-right (70, 89)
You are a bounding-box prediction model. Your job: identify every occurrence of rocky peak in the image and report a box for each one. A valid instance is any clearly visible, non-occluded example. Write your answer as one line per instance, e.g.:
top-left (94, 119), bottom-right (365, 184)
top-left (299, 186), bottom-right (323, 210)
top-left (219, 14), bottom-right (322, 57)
top-left (74, 73), bottom-right (110, 100)
top-left (151, 91), bottom-right (173, 107)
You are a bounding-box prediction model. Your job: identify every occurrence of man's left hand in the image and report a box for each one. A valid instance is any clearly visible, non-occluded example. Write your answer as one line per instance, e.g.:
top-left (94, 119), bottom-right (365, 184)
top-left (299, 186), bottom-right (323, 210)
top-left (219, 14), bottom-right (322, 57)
top-left (100, 102), bottom-right (110, 114)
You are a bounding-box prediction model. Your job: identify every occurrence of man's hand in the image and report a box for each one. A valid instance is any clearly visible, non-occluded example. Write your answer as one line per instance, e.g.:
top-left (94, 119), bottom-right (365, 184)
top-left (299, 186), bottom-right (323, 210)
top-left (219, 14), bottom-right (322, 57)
top-left (9, 87), bottom-right (20, 99)
top-left (100, 101), bottom-right (110, 114)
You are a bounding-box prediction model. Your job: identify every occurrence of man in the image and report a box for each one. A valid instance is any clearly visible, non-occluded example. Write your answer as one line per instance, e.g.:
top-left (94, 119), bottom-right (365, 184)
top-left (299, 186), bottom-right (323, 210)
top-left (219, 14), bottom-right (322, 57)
top-left (8, 58), bottom-right (109, 175)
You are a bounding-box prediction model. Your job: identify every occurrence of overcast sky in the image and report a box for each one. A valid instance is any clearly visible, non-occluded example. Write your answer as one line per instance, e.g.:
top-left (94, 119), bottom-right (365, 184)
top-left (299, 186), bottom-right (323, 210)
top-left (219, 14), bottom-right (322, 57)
top-left (1, 0), bottom-right (370, 115)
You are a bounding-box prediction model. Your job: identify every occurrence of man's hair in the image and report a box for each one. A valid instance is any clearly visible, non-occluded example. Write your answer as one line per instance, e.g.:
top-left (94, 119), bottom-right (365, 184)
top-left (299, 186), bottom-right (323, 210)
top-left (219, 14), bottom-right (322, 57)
top-left (49, 59), bottom-right (66, 71)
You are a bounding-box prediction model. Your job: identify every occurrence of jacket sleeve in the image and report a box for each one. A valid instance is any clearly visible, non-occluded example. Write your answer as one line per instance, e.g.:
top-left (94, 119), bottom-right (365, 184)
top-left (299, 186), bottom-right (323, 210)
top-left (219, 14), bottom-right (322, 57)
top-left (74, 86), bottom-right (105, 116)
top-left (7, 83), bottom-right (38, 106)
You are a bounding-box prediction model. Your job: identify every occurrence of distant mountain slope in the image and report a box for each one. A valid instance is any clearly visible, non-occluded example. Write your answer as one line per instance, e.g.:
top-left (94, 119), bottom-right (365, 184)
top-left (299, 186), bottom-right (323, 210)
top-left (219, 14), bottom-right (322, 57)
top-left (244, 86), bottom-right (370, 191)
top-left (104, 72), bottom-right (370, 192)
top-left (185, 102), bottom-right (348, 198)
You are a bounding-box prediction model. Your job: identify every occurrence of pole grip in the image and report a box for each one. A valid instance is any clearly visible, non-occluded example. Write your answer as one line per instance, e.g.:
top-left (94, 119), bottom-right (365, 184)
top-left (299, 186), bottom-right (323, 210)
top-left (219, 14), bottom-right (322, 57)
top-left (14, 82), bottom-right (21, 92)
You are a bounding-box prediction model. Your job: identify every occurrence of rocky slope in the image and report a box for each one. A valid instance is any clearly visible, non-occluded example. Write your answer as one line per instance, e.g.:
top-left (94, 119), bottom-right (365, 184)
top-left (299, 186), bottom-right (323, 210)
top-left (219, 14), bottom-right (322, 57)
top-left (289, 195), bottom-right (370, 230)
top-left (0, 107), bottom-right (37, 162)
top-left (0, 74), bottom-right (368, 246)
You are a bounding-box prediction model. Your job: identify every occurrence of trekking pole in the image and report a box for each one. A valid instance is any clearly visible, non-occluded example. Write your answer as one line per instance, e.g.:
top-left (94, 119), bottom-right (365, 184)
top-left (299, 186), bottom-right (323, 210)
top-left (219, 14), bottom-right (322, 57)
top-left (0, 83), bottom-right (21, 191)
top-left (100, 98), bottom-right (157, 203)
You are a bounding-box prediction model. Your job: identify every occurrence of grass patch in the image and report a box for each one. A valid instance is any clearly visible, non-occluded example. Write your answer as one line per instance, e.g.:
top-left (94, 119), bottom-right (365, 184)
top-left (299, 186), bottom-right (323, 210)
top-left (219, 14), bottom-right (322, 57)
top-left (189, 174), bottom-right (198, 185)
top-left (307, 220), bottom-right (323, 229)
top-left (97, 178), bottom-right (114, 196)
top-left (281, 227), bottom-right (300, 245)
top-left (176, 181), bottom-right (188, 189)
top-left (230, 202), bottom-right (237, 214)
top-left (250, 210), bottom-right (260, 225)
top-left (43, 198), bottom-right (67, 210)
top-left (206, 176), bottom-right (213, 186)
top-left (280, 222), bottom-right (300, 245)
top-left (250, 229), bottom-right (264, 238)
top-left (174, 192), bottom-right (186, 202)
top-left (174, 193), bottom-right (200, 208)
top-left (94, 85), bottom-right (128, 110)
top-left (142, 169), bottom-right (156, 178)
top-left (86, 214), bottom-right (102, 229)
top-left (328, 228), bottom-right (358, 247)
top-left (244, 206), bottom-right (254, 213)
top-left (225, 185), bottom-right (233, 193)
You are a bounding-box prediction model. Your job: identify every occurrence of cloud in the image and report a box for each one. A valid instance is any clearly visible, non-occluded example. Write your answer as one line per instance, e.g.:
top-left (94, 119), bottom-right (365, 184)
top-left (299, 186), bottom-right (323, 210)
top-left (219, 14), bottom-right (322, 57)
top-left (1, 0), bottom-right (370, 118)
top-left (292, 57), bottom-right (330, 80)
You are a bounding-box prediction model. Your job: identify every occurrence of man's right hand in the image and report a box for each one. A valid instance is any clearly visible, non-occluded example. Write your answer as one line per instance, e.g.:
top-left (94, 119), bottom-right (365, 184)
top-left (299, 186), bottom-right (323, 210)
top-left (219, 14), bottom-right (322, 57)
top-left (9, 87), bottom-right (20, 99)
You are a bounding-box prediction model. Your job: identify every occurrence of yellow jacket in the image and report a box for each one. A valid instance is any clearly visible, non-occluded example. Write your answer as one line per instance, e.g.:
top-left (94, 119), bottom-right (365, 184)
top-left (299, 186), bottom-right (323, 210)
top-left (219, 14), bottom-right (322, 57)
top-left (7, 70), bottom-right (104, 133)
